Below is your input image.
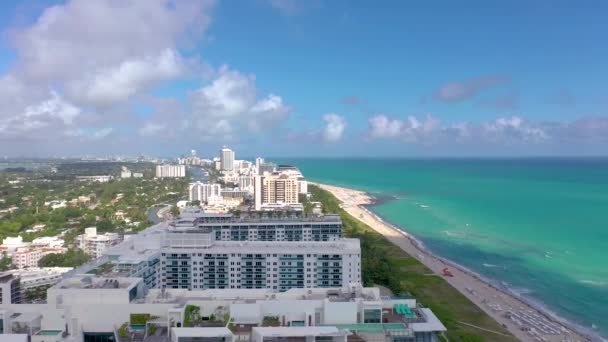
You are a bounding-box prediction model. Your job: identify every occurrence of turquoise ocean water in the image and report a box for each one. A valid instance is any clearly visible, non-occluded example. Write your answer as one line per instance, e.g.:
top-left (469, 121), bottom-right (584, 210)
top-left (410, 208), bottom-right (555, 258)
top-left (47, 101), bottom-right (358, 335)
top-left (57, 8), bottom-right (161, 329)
top-left (276, 158), bottom-right (608, 337)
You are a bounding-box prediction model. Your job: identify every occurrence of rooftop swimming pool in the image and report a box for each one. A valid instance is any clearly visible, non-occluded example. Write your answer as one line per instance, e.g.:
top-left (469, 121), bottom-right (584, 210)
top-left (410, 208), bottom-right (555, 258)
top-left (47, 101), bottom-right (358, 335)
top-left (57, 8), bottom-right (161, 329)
top-left (36, 330), bottom-right (62, 336)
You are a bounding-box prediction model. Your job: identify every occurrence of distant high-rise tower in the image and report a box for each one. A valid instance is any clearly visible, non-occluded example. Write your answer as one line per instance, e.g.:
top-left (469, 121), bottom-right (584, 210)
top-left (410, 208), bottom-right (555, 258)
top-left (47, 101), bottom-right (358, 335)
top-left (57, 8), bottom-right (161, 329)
top-left (255, 157), bottom-right (264, 171)
top-left (220, 147), bottom-right (235, 172)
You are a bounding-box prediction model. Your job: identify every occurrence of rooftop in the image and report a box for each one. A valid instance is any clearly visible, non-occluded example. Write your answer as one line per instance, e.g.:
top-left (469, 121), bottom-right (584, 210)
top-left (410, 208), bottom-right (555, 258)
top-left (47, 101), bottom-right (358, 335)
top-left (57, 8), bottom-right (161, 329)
top-left (53, 276), bottom-right (140, 290)
top-left (164, 237), bottom-right (360, 254)
top-left (253, 326), bottom-right (347, 337)
top-left (408, 308), bottom-right (447, 332)
top-left (172, 327), bottom-right (233, 338)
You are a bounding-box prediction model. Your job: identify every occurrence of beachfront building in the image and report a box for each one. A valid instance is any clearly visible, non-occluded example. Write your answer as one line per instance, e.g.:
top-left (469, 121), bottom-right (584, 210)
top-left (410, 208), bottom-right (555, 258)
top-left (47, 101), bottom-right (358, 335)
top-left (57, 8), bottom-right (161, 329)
top-left (77, 227), bottom-right (121, 258)
top-left (277, 165), bottom-right (308, 194)
top-left (155, 164), bottom-right (186, 178)
top-left (160, 228), bottom-right (360, 291)
top-left (170, 212), bottom-right (343, 242)
top-left (0, 283), bottom-right (446, 342)
top-left (254, 173), bottom-right (300, 211)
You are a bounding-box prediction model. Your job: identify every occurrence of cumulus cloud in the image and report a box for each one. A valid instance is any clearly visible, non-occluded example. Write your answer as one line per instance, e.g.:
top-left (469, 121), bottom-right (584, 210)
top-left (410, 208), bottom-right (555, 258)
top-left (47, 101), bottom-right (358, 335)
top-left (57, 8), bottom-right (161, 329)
top-left (0, 0), bottom-right (218, 151)
top-left (0, 0), bottom-right (292, 153)
top-left (0, 92), bottom-right (81, 139)
top-left (11, 0), bottom-right (212, 84)
top-left (323, 113), bottom-right (346, 142)
top-left (369, 115), bottom-right (441, 143)
top-left (433, 75), bottom-right (510, 103)
top-left (188, 65), bottom-right (290, 136)
top-left (68, 49), bottom-right (185, 106)
top-left (367, 114), bottom-right (554, 145)
top-left (139, 122), bottom-right (166, 137)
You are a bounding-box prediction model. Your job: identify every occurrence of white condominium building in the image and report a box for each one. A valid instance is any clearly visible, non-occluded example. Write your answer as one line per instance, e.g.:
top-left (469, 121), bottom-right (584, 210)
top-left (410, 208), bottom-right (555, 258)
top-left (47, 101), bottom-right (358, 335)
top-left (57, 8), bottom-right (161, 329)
top-left (0, 283), bottom-right (447, 342)
top-left (189, 182), bottom-right (222, 203)
top-left (254, 173), bottom-right (300, 211)
top-left (155, 164), bottom-right (186, 178)
top-left (77, 227), bottom-right (121, 258)
top-left (160, 229), bottom-right (361, 292)
top-left (220, 147), bottom-right (235, 172)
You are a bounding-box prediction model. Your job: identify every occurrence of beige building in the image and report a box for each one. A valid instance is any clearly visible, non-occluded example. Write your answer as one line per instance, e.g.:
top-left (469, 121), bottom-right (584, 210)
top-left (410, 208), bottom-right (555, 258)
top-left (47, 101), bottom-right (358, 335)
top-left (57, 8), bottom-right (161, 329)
top-left (254, 173), bottom-right (299, 210)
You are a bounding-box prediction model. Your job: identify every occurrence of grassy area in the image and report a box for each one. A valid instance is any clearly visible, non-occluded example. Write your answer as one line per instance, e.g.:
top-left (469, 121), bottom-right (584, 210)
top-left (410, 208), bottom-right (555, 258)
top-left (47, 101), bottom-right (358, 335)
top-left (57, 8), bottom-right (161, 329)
top-left (309, 185), bottom-right (515, 342)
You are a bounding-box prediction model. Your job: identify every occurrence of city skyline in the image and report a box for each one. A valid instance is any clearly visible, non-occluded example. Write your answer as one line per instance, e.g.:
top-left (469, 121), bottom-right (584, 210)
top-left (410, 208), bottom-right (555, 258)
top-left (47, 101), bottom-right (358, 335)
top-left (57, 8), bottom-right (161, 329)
top-left (1, 1), bottom-right (608, 157)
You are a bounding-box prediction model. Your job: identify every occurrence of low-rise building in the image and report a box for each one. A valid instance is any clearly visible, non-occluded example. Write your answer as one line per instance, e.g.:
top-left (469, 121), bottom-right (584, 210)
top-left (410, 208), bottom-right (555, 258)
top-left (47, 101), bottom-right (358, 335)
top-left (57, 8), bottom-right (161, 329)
top-left (31, 236), bottom-right (64, 248)
top-left (11, 247), bottom-right (66, 269)
top-left (1, 236), bottom-right (30, 251)
top-left (77, 227), bottom-right (121, 258)
top-left (76, 175), bottom-right (112, 183)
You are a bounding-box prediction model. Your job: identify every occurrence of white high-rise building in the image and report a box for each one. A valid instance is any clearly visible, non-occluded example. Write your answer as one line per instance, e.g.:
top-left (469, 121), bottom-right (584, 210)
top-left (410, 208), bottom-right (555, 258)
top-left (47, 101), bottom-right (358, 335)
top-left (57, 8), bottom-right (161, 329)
top-left (155, 164), bottom-right (186, 178)
top-left (189, 182), bottom-right (222, 203)
top-left (254, 173), bottom-right (300, 211)
top-left (160, 229), bottom-right (361, 291)
top-left (255, 157), bottom-right (264, 171)
top-left (220, 147), bottom-right (235, 172)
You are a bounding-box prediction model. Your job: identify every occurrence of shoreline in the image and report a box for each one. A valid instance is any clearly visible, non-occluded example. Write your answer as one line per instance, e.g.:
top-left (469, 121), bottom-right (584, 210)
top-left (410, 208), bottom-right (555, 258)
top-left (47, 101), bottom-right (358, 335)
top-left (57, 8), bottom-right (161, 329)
top-left (315, 182), bottom-right (595, 342)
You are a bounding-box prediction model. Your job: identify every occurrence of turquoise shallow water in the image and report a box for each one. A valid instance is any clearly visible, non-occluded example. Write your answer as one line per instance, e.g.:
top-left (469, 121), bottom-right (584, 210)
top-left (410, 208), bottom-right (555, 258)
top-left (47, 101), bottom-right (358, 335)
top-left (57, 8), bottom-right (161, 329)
top-left (275, 158), bottom-right (608, 337)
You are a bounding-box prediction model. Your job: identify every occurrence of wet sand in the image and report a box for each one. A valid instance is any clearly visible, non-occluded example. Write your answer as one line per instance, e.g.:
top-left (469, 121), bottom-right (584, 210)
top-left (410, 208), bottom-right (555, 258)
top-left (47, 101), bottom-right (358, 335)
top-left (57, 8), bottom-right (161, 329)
top-left (317, 182), bottom-right (592, 342)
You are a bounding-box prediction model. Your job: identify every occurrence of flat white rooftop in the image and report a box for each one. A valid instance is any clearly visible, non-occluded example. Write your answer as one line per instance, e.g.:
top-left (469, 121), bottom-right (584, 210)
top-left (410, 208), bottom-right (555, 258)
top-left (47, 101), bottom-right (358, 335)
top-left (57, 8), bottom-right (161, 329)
top-left (164, 238), bottom-right (360, 254)
top-left (409, 308), bottom-right (447, 332)
top-left (142, 286), bottom-right (380, 303)
top-left (53, 276), bottom-right (139, 289)
top-left (0, 334), bottom-right (28, 342)
top-left (253, 327), bottom-right (347, 337)
top-left (172, 327), bottom-right (233, 338)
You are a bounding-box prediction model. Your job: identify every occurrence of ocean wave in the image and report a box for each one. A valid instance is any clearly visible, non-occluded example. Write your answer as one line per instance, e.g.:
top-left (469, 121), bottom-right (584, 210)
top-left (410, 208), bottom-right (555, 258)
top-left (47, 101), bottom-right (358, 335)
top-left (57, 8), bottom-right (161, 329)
top-left (510, 287), bottom-right (533, 296)
top-left (578, 280), bottom-right (608, 287)
top-left (443, 230), bottom-right (467, 238)
top-left (482, 263), bottom-right (506, 269)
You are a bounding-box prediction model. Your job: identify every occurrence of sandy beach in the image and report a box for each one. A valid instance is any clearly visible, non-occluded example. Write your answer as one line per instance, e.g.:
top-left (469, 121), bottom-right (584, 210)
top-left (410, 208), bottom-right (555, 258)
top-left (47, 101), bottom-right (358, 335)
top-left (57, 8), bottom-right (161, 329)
top-left (317, 183), bottom-right (593, 342)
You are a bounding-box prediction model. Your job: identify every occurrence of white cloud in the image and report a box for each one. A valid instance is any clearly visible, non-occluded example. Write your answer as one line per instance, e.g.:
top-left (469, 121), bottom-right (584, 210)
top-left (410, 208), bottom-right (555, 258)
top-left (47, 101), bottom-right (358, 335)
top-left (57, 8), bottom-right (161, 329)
top-left (323, 113), bottom-right (346, 142)
top-left (69, 49), bottom-right (184, 106)
top-left (368, 114), bottom-right (551, 145)
top-left (92, 127), bottom-right (114, 139)
top-left (188, 66), bottom-right (290, 137)
top-left (139, 122), bottom-right (166, 137)
top-left (24, 91), bottom-right (81, 125)
top-left (482, 116), bottom-right (549, 143)
top-left (8, 0), bottom-right (214, 108)
top-left (369, 114), bottom-right (440, 143)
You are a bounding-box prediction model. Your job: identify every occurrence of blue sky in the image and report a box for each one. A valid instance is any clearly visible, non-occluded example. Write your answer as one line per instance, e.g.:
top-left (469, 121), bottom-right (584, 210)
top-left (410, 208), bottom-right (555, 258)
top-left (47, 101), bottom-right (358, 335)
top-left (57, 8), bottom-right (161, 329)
top-left (0, 0), bottom-right (607, 157)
